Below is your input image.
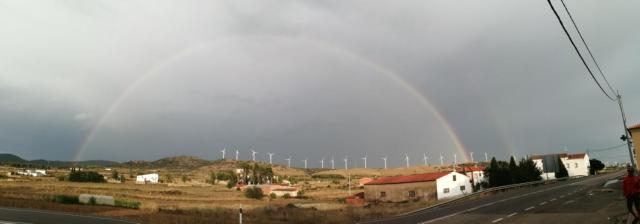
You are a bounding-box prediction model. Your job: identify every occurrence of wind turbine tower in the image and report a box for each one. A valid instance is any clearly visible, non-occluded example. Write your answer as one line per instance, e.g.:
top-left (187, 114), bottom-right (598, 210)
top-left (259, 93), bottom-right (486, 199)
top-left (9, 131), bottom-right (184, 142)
top-left (220, 148), bottom-right (226, 160)
top-left (382, 156), bottom-right (388, 170)
top-left (330, 157), bottom-right (335, 169)
top-left (267, 152), bottom-right (274, 164)
top-left (423, 153), bottom-right (428, 166)
top-left (285, 156), bottom-right (292, 168)
top-left (251, 149), bottom-right (257, 162)
top-left (320, 158), bottom-right (324, 169)
top-left (470, 152), bottom-right (474, 163)
top-left (362, 155), bottom-right (368, 169)
top-left (485, 152), bottom-right (488, 162)
top-left (439, 153), bottom-right (444, 166)
top-left (303, 158), bottom-right (308, 169)
top-left (453, 153), bottom-right (457, 166)
top-left (404, 153), bottom-right (410, 168)
top-left (344, 156), bottom-right (348, 170)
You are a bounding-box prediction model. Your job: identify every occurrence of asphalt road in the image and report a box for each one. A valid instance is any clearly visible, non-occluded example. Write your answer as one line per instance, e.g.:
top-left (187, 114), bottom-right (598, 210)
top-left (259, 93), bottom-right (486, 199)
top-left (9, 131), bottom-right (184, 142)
top-left (0, 207), bottom-right (137, 224)
top-left (360, 171), bottom-right (624, 224)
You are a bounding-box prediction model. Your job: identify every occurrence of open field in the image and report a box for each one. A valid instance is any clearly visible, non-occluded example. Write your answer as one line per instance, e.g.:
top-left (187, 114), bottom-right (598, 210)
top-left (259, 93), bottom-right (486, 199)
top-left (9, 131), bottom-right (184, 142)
top-left (0, 163), bottom-right (444, 224)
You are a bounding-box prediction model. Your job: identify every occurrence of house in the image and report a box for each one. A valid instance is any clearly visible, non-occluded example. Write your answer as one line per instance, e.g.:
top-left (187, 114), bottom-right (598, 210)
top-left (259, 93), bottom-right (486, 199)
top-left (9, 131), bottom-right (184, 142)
top-left (136, 173), bottom-right (159, 184)
top-left (629, 124), bottom-right (640, 169)
top-left (363, 171), bottom-right (472, 202)
top-left (458, 166), bottom-right (486, 186)
top-left (531, 153), bottom-right (590, 179)
top-left (358, 178), bottom-right (373, 187)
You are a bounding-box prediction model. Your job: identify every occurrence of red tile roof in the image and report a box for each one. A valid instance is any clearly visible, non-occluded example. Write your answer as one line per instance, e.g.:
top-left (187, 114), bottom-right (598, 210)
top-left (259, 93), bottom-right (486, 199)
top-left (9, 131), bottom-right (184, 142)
top-left (629, 123), bottom-right (640, 130)
top-left (567, 153), bottom-right (586, 160)
top-left (458, 166), bottom-right (485, 172)
top-left (364, 172), bottom-right (451, 185)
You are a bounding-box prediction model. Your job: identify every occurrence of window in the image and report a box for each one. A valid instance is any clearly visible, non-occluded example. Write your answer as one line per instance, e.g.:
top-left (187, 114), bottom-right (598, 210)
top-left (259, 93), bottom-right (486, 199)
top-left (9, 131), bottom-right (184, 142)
top-left (409, 191), bottom-right (416, 197)
top-left (452, 175), bottom-right (457, 181)
top-left (380, 191), bottom-right (386, 197)
top-left (566, 163), bottom-right (570, 168)
top-left (575, 163), bottom-right (578, 168)
top-left (443, 188), bottom-right (450, 193)
top-left (460, 185), bottom-right (466, 191)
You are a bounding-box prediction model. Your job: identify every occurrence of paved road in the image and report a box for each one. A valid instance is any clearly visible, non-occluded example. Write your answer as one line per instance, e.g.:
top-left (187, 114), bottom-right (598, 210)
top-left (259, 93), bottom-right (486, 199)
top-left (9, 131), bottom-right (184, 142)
top-left (0, 207), bottom-right (137, 224)
top-left (360, 171), bottom-right (624, 224)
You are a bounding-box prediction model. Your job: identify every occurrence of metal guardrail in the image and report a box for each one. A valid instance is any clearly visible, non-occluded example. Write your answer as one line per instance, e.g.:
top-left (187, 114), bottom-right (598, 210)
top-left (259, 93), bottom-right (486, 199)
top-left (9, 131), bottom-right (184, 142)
top-left (358, 175), bottom-right (582, 223)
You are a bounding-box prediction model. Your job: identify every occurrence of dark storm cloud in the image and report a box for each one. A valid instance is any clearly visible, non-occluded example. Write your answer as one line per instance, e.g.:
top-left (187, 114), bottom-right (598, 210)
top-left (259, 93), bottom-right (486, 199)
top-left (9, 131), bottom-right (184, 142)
top-left (0, 0), bottom-right (638, 166)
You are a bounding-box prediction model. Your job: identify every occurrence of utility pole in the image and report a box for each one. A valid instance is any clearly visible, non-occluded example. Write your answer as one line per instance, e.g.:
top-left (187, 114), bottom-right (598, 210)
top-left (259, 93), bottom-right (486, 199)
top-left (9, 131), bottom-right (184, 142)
top-left (618, 93), bottom-right (637, 171)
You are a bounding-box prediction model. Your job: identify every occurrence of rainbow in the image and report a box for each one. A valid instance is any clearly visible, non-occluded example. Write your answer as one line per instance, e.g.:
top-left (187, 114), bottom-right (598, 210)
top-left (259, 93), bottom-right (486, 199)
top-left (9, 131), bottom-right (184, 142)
top-left (73, 36), bottom-right (470, 162)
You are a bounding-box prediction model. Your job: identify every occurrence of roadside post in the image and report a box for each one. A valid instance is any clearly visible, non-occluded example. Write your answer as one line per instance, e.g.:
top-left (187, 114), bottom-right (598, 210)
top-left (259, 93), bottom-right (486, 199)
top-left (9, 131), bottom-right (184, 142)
top-left (239, 204), bottom-right (243, 224)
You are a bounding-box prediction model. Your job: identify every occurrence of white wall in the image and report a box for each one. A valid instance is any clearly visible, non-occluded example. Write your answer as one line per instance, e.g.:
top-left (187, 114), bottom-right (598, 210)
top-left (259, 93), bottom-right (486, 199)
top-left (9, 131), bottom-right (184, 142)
top-left (136, 173), bottom-right (159, 183)
top-left (563, 154), bottom-right (590, 177)
top-left (436, 172), bottom-right (472, 200)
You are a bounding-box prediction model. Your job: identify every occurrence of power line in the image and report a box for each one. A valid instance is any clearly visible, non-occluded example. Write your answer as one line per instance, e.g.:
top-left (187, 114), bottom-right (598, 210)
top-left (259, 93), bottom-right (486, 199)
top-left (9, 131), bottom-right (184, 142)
top-left (588, 143), bottom-right (627, 152)
top-left (546, 0), bottom-right (616, 101)
top-left (559, 0), bottom-right (617, 95)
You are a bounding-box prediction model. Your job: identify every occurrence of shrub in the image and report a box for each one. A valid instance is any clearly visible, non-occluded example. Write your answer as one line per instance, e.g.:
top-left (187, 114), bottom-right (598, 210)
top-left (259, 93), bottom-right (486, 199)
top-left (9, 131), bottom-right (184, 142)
top-left (296, 190), bottom-right (306, 199)
top-left (88, 196), bottom-right (97, 205)
top-left (52, 195), bottom-right (79, 204)
top-left (114, 199), bottom-right (141, 209)
top-left (283, 193), bottom-right (291, 199)
top-left (68, 170), bottom-right (106, 183)
top-left (244, 187), bottom-right (264, 200)
top-left (270, 193), bottom-right (277, 199)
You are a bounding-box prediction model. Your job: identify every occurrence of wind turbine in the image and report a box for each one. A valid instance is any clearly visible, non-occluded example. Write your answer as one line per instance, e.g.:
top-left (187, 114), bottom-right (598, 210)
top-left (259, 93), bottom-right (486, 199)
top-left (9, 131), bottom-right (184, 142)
top-left (439, 153), bottom-right (444, 166)
top-left (382, 156), bottom-right (388, 170)
top-left (251, 149), bottom-right (258, 162)
top-left (362, 155), bottom-right (368, 169)
top-left (485, 152), bottom-right (488, 162)
top-left (330, 157), bottom-right (335, 169)
top-left (344, 156), bottom-right (348, 170)
top-left (470, 152), bottom-right (474, 163)
top-left (453, 153), bottom-right (457, 166)
top-left (220, 148), bottom-right (226, 160)
top-left (267, 152), bottom-right (274, 164)
top-left (285, 156), bottom-right (292, 168)
top-left (404, 153), bottom-right (410, 168)
top-left (303, 158), bottom-right (308, 169)
top-left (423, 153), bottom-right (428, 166)
top-left (320, 158), bottom-right (324, 169)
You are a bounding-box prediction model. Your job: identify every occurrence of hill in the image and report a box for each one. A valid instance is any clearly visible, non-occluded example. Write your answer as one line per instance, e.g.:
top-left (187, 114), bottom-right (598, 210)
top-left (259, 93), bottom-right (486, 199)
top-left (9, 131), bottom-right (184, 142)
top-left (0, 153), bottom-right (120, 167)
top-left (0, 153), bottom-right (27, 163)
top-left (123, 155), bottom-right (213, 170)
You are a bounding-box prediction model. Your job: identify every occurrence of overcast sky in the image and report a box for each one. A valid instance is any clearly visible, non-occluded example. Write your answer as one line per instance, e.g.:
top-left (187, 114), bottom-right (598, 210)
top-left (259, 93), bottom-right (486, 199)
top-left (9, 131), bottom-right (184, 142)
top-left (0, 0), bottom-right (638, 167)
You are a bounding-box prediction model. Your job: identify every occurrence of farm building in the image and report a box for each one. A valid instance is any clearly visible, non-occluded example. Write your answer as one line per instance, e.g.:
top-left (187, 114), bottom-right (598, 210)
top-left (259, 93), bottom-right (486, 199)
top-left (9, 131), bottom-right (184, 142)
top-left (15, 169), bottom-right (46, 177)
top-left (136, 173), bottom-right (159, 184)
top-left (364, 171), bottom-right (472, 202)
top-left (531, 153), bottom-right (590, 179)
top-left (458, 166), bottom-right (486, 186)
top-left (258, 184), bottom-right (300, 197)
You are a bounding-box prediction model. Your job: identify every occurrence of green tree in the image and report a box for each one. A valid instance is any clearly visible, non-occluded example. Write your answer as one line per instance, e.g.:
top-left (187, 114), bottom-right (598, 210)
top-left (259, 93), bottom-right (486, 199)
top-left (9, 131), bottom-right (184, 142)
top-left (589, 159), bottom-right (605, 175)
top-left (111, 169), bottom-right (119, 180)
top-left (508, 156), bottom-right (518, 184)
top-left (244, 186), bottom-right (264, 199)
top-left (555, 157), bottom-right (569, 178)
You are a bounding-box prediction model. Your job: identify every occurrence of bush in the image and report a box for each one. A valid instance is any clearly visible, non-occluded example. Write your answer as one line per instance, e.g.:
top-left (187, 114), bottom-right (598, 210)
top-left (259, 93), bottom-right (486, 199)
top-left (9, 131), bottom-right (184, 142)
top-left (68, 170), bottom-right (106, 183)
top-left (89, 196), bottom-right (97, 205)
top-left (270, 193), bottom-right (277, 199)
top-left (296, 190), bottom-right (306, 199)
top-left (283, 193), bottom-right (291, 199)
top-left (244, 187), bottom-right (264, 200)
top-left (114, 199), bottom-right (141, 209)
top-left (52, 195), bottom-right (79, 204)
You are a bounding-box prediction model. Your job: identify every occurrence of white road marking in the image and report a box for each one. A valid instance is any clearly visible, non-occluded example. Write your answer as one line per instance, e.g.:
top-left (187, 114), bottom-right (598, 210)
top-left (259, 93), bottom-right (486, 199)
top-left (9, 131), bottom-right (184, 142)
top-left (413, 173), bottom-right (622, 224)
top-left (539, 201), bottom-right (547, 206)
top-left (492, 218), bottom-right (504, 223)
top-left (560, 195), bottom-right (565, 198)
top-left (550, 198), bottom-right (557, 201)
top-left (507, 212), bottom-right (518, 217)
top-left (564, 200), bottom-right (575, 205)
top-left (525, 206), bottom-right (535, 211)
top-left (0, 221), bottom-right (31, 224)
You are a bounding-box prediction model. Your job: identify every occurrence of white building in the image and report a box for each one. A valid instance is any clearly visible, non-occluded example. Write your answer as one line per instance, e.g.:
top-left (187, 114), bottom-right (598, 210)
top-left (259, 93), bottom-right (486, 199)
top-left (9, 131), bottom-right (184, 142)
top-left (458, 166), bottom-right (486, 186)
top-left (436, 172), bottom-right (473, 200)
top-left (136, 173), bottom-right (159, 184)
top-left (532, 153), bottom-right (590, 179)
top-left (16, 169), bottom-right (46, 177)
